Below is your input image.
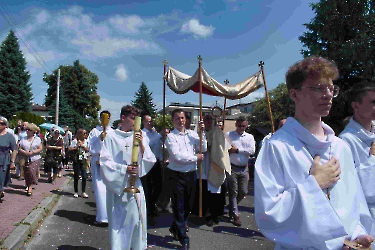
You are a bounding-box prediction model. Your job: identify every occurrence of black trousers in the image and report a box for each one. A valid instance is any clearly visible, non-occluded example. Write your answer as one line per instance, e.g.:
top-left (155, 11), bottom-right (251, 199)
top-left (73, 160), bottom-right (87, 193)
top-left (168, 168), bottom-right (196, 245)
top-left (141, 161), bottom-right (163, 216)
top-left (192, 179), bottom-right (225, 219)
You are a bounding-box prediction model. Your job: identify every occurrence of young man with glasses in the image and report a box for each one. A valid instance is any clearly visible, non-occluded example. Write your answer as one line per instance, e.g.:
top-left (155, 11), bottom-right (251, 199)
top-left (255, 56), bottom-right (373, 249)
top-left (225, 116), bottom-right (255, 227)
top-left (339, 81), bottom-right (375, 245)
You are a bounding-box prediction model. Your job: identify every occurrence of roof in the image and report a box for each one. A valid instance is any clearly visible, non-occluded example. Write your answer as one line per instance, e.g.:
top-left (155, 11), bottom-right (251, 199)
top-left (31, 104), bottom-right (49, 111)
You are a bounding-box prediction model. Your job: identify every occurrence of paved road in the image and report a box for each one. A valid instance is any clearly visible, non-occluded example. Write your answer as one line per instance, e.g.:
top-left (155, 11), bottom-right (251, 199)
top-left (24, 179), bottom-right (274, 250)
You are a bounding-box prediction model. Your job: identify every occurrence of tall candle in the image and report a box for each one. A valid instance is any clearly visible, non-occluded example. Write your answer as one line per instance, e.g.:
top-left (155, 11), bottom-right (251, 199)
top-left (131, 116), bottom-right (141, 165)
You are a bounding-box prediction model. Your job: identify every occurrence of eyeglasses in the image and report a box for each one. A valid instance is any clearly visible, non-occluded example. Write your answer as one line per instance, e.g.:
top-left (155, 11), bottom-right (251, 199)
top-left (237, 125), bottom-right (247, 128)
top-left (301, 84), bottom-right (340, 98)
top-left (26, 129), bottom-right (32, 131)
top-left (0, 122), bottom-right (6, 125)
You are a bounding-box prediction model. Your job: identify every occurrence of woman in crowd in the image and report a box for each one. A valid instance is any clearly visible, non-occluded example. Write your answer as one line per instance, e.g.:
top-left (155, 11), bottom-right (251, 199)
top-left (13, 124), bottom-right (22, 178)
top-left (0, 116), bottom-right (17, 203)
top-left (18, 123), bottom-right (43, 196)
top-left (69, 128), bottom-right (89, 198)
top-left (45, 128), bottom-right (63, 184)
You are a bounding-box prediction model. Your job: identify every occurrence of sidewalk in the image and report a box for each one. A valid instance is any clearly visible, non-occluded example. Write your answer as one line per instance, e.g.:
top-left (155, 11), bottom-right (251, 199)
top-left (0, 165), bottom-right (72, 245)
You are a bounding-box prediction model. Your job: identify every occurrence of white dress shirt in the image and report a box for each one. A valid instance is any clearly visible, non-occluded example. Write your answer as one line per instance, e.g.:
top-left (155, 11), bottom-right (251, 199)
top-left (166, 128), bottom-right (207, 173)
top-left (142, 128), bottom-right (162, 161)
top-left (225, 131), bottom-right (255, 166)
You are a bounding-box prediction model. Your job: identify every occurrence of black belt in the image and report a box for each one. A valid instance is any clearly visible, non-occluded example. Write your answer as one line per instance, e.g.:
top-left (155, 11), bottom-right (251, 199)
top-left (231, 163), bottom-right (247, 168)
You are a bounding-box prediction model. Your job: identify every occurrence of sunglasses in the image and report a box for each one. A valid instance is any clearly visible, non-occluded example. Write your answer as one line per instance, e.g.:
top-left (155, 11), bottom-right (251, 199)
top-left (237, 125), bottom-right (247, 128)
top-left (0, 122), bottom-right (6, 125)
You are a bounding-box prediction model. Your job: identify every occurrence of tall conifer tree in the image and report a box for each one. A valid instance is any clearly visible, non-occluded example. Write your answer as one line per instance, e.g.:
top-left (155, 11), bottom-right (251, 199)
top-left (131, 82), bottom-right (157, 118)
top-left (0, 30), bottom-right (32, 119)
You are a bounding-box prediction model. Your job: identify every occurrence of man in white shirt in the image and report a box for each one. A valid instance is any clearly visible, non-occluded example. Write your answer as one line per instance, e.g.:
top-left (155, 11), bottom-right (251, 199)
top-left (339, 81), bottom-right (375, 246)
top-left (166, 109), bottom-right (207, 250)
top-left (141, 115), bottom-right (162, 226)
top-left (255, 56), bottom-right (373, 249)
top-left (225, 116), bottom-right (255, 227)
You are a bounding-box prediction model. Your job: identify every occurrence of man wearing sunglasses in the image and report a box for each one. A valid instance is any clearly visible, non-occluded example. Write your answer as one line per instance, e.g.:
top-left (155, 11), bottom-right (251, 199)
top-left (254, 56), bottom-right (373, 249)
top-left (225, 116), bottom-right (255, 227)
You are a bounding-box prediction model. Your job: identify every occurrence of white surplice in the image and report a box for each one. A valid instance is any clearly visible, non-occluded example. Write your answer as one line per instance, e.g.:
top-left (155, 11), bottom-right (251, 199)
top-left (255, 117), bottom-right (372, 250)
top-left (88, 125), bottom-right (113, 223)
top-left (100, 129), bottom-right (156, 250)
top-left (339, 117), bottom-right (375, 245)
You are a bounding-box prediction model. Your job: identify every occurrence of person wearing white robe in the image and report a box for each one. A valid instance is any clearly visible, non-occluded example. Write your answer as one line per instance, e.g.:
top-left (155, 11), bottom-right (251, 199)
top-left (339, 82), bottom-right (375, 248)
top-left (88, 110), bottom-right (113, 224)
top-left (100, 105), bottom-right (156, 250)
top-left (255, 56), bottom-right (374, 250)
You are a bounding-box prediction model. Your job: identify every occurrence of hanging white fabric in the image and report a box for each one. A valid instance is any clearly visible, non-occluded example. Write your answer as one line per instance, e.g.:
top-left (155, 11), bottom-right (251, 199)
top-left (165, 66), bottom-right (264, 100)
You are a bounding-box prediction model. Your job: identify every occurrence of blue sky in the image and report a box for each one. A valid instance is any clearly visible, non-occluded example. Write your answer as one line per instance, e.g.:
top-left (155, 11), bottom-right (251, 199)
top-left (0, 0), bottom-right (318, 121)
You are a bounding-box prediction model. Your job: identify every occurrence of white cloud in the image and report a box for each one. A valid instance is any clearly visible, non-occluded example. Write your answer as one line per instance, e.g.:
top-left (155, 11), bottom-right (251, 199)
top-left (100, 97), bottom-right (130, 124)
top-left (109, 15), bottom-right (145, 33)
top-left (71, 37), bottom-right (159, 58)
top-left (24, 50), bottom-right (56, 69)
top-left (36, 10), bottom-right (49, 24)
top-left (115, 64), bottom-right (128, 82)
top-left (180, 19), bottom-right (215, 38)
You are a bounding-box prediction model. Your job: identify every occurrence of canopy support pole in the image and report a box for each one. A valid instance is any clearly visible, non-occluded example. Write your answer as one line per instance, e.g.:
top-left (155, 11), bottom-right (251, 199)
top-left (198, 55), bottom-right (203, 218)
top-left (259, 61), bottom-right (275, 133)
top-left (162, 60), bottom-right (168, 183)
top-left (222, 79), bottom-right (229, 130)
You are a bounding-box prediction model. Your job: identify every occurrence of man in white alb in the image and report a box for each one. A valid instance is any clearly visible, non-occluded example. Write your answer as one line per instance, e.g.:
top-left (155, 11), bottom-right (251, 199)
top-left (100, 105), bottom-right (156, 250)
top-left (255, 56), bottom-right (373, 249)
top-left (339, 81), bottom-right (375, 248)
top-left (88, 110), bottom-right (113, 225)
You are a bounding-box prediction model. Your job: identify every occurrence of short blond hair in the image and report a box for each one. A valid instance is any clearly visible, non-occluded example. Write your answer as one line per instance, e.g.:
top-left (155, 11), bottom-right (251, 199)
top-left (26, 123), bottom-right (40, 133)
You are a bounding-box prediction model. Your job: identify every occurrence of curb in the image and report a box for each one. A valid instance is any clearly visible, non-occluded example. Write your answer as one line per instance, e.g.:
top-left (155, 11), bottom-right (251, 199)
top-left (1, 177), bottom-right (71, 250)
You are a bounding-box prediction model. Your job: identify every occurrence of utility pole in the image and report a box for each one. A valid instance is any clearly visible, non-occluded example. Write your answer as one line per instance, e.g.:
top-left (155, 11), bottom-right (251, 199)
top-left (55, 69), bottom-right (60, 125)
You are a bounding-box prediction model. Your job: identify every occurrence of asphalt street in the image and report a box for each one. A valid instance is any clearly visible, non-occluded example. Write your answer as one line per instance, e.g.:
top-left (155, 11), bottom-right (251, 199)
top-left (24, 175), bottom-right (274, 250)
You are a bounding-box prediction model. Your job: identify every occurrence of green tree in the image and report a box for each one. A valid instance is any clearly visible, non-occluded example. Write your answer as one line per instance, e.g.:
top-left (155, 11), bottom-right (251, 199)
top-left (248, 83), bottom-right (294, 131)
top-left (0, 30), bottom-right (32, 119)
top-left (112, 119), bottom-right (121, 130)
top-left (153, 114), bottom-right (174, 132)
top-left (299, 0), bottom-right (375, 130)
top-left (9, 112), bottom-right (45, 129)
top-left (44, 60), bottom-right (101, 130)
top-left (131, 82), bottom-right (157, 118)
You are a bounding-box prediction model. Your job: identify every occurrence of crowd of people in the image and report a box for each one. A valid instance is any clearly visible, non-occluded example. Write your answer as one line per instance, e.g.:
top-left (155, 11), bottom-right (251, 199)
top-left (0, 120), bottom-right (92, 200)
top-left (1, 55), bottom-right (375, 250)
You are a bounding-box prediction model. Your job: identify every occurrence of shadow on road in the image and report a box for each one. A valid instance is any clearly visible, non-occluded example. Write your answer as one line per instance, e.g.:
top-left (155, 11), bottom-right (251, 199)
top-left (57, 245), bottom-right (99, 250)
top-left (147, 234), bottom-right (181, 249)
top-left (213, 226), bottom-right (264, 238)
top-left (54, 209), bottom-right (96, 225)
top-left (51, 189), bottom-right (74, 196)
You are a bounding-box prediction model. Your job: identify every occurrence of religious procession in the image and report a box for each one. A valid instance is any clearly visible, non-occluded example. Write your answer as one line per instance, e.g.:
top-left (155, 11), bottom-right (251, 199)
top-left (1, 55), bottom-right (375, 250)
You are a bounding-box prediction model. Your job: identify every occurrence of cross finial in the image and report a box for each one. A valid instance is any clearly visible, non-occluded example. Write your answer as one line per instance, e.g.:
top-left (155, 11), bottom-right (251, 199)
top-left (163, 59), bottom-right (168, 65)
top-left (258, 61), bottom-right (265, 68)
top-left (224, 79), bottom-right (229, 85)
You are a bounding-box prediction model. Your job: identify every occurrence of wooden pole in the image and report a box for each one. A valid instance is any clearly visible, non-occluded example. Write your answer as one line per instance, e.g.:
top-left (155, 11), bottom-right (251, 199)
top-left (259, 61), bottom-right (275, 133)
top-left (162, 60), bottom-right (167, 181)
top-left (198, 55), bottom-right (203, 218)
top-left (222, 79), bottom-right (229, 130)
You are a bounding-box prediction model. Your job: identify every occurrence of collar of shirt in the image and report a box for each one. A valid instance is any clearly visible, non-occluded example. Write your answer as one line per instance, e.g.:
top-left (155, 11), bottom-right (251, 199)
top-left (172, 128), bottom-right (189, 136)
